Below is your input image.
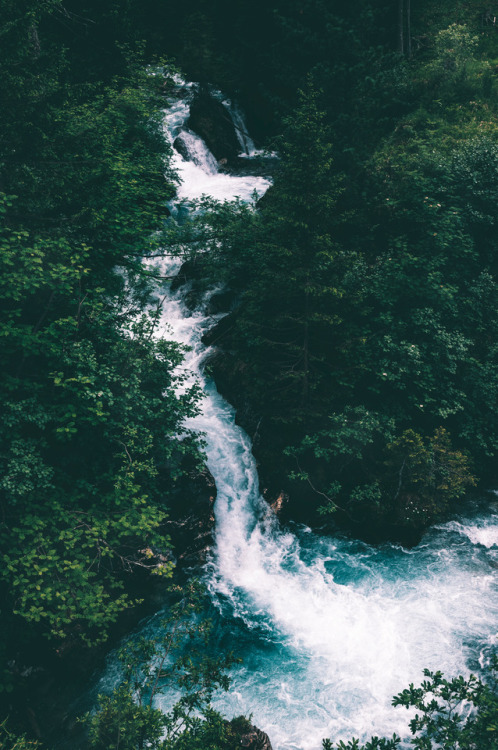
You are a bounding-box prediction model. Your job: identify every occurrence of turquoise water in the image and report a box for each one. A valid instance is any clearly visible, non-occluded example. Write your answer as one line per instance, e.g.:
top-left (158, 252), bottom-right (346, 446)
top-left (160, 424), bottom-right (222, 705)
top-left (203, 511), bottom-right (498, 748)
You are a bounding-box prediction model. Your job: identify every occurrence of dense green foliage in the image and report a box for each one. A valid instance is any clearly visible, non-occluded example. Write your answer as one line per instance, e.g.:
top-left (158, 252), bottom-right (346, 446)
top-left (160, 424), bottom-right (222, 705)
top-left (189, 3), bottom-right (498, 533)
top-left (0, 720), bottom-right (43, 750)
top-left (0, 0), bottom-right (203, 721)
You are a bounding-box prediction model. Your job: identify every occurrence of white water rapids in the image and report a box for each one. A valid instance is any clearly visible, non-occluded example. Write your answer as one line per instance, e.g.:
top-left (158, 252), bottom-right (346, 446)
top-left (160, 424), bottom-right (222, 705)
top-left (100, 80), bottom-right (498, 750)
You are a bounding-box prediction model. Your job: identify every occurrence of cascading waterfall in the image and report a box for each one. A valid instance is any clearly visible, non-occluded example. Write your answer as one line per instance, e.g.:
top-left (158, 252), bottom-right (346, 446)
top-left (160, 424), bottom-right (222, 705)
top-left (99, 79), bottom-right (498, 750)
top-left (222, 98), bottom-right (258, 156)
top-left (173, 129), bottom-right (220, 174)
top-left (162, 79), bottom-right (270, 203)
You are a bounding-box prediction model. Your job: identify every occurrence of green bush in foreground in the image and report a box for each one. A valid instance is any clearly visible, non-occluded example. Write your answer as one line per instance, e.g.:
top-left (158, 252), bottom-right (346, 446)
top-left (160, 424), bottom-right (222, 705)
top-left (324, 655), bottom-right (498, 749)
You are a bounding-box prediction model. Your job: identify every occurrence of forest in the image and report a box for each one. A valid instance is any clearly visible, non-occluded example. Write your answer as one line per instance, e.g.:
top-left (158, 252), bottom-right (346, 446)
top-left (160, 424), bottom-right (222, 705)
top-left (1, 0), bottom-right (498, 748)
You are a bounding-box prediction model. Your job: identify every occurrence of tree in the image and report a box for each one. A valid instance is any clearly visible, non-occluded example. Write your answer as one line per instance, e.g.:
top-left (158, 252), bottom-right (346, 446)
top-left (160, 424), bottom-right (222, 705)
top-left (0, 205), bottom-right (202, 645)
top-left (221, 79), bottom-right (347, 428)
top-left (385, 427), bottom-right (476, 527)
top-left (0, 8), bottom-right (204, 713)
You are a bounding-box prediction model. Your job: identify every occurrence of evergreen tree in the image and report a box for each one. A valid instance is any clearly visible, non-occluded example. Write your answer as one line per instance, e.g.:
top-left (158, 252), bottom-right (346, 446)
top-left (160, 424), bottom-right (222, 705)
top-left (230, 80), bottom-right (347, 427)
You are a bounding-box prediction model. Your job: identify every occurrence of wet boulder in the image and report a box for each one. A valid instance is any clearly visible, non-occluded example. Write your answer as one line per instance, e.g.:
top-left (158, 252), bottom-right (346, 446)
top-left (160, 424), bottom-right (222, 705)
top-left (173, 134), bottom-right (191, 162)
top-left (229, 717), bottom-right (273, 750)
top-left (173, 129), bottom-right (219, 172)
top-left (171, 259), bottom-right (198, 291)
top-left (206, 289), bottom-right (237, 315)
top-left (239, 724), bottom-right (273, 750)
top-left (188, 91), bottom-right (240, 165)
top-left (201, 313), bottom-right (236, 347)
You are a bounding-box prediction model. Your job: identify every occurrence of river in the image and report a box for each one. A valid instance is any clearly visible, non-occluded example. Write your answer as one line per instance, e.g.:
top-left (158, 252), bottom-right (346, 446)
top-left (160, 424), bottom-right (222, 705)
top-left (96, 77), bottom-right (498, 750)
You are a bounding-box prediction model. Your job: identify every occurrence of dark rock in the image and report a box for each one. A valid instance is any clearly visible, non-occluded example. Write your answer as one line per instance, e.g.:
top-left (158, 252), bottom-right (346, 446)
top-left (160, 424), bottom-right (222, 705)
top-left (173, 134), bottom-right (191, 161)
top-left (171, 259), bottom-right (200, 291)
top-left (201, 313), bottom-right (237, 346)
top-left (206, 289), bottom-right (237, 315)
top-left (239, 725), bottom-right (273, 750)
top-left (188, 92), bottom-right (240, 164)
top-left (228, 717), bottom-right (273, 750)
top-left (226, 154), bottom-right (279, 178)
top-left (170, 260), bottom-right (208, 311)
top-left (184, 289), bottom-right (203, 310)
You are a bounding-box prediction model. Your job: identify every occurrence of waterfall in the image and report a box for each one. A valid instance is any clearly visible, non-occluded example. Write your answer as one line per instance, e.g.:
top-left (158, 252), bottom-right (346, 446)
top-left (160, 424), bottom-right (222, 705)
top-left (163, 80), bottom-right (270, 204)
top-left (100, 79), bottom-right (498, 750)
top-left (223, 98), bottom-right (257, 156)
top-left (174, 128), bottom-right (220, 174)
